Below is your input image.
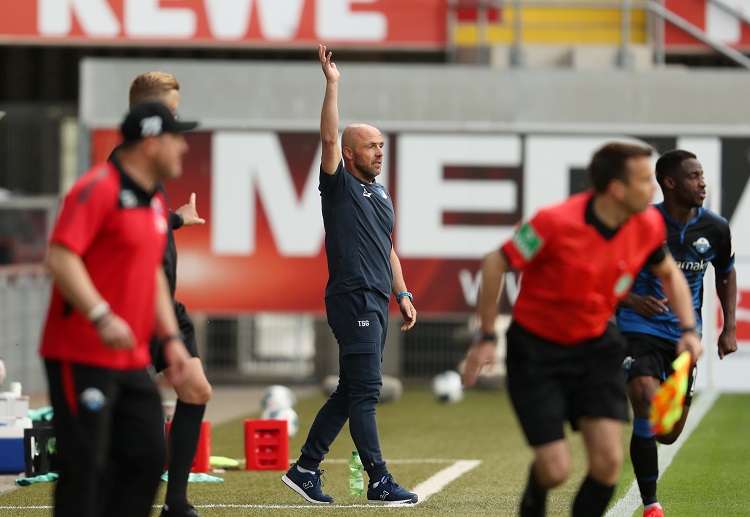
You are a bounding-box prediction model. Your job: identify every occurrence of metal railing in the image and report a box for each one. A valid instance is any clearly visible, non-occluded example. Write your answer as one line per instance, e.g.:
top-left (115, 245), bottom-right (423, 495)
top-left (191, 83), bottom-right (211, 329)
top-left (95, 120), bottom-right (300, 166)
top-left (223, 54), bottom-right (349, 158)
top-left (447, 0), bottom-right (750, 70)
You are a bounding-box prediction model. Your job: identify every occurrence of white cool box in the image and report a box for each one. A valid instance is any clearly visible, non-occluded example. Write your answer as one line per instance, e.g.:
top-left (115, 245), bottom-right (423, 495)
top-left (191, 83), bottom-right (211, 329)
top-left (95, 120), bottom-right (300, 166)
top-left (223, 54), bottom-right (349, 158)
top-left (0, 394), bottom-right (32, 474)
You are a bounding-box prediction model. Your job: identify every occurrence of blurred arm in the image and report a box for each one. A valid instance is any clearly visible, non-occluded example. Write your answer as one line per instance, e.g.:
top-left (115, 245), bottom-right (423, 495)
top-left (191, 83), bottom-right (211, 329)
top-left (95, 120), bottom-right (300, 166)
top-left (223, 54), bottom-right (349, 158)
top-left (47, 244), bottom-right (105, 317)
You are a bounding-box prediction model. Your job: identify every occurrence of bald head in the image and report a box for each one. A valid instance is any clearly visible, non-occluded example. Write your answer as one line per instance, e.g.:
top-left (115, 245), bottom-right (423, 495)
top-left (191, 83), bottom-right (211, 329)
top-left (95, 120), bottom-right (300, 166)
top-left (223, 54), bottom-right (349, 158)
top-left (341, 124), bottom-right (384, 183)
top-left (342, 124), bottom-right (380, 149)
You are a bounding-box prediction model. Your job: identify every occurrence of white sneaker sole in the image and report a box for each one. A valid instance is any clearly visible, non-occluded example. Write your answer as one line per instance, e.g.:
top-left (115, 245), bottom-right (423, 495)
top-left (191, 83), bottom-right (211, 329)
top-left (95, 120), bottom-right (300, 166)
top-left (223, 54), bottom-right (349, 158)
top-left (281, 475), bottom-right (333, 504)
top-left (366, 498), bottom-right (418, 505)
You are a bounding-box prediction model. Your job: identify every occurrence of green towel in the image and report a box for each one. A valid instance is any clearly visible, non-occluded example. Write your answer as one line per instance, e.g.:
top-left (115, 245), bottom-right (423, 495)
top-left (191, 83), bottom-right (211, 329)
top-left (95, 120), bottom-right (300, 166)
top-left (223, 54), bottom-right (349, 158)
top-left (27, 406), bottom-right (54, 422)
top-left (15, 473), bottom-right (58, 486)
top-left (209, 456), bottom-right (240, 469)
top-left (161, 472), bottom-right (224, 483)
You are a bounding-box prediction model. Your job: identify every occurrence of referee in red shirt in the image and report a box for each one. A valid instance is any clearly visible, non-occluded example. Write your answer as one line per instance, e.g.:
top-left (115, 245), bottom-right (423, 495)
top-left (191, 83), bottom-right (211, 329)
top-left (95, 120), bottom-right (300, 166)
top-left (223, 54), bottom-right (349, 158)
top-left (40, 103), bottom-right (197, 517)
top-left (463, 142), bottom-right (703, 517)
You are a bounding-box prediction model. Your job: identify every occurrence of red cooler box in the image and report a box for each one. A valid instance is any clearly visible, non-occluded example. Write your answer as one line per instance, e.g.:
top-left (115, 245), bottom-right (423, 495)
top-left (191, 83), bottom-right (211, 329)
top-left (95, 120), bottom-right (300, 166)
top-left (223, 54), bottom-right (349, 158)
top-left (165, 420), bottom-right (211, 473)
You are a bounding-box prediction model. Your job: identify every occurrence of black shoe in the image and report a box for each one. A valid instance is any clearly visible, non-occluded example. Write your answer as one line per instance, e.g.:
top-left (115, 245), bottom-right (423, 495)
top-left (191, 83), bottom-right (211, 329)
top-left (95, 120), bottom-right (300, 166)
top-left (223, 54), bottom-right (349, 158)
top-left (160, 504), bottom-right (201, 517)
top-left (367, 474), bottom-right (418, 504)
top-left (282, 463), bottom-right (334, 503)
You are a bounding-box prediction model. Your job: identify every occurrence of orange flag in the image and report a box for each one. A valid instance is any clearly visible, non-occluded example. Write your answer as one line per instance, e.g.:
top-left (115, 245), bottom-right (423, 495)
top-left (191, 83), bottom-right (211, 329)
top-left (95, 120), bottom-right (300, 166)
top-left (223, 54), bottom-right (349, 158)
top-left (649, 351), bottom-right (692, 435)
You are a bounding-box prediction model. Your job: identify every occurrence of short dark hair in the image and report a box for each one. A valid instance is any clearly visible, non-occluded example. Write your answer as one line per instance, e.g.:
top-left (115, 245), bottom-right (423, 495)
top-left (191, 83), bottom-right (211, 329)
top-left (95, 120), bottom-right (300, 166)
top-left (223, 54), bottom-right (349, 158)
top-left (655, 149), bottom-right (697, 187)
top-left (588, 142), bottom-right (653, 193)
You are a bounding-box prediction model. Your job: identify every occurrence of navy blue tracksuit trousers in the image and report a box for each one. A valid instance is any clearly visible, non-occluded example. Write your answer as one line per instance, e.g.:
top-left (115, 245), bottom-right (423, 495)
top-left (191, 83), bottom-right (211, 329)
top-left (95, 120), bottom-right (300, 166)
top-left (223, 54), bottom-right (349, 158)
top-left (298, 288), bottom-right (389, 481)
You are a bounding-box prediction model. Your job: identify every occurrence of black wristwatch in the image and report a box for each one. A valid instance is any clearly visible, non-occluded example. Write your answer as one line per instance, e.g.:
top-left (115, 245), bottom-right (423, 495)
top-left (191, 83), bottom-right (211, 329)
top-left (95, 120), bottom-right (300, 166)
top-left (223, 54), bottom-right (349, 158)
top-left (479, 331), bottom-right (498, 342)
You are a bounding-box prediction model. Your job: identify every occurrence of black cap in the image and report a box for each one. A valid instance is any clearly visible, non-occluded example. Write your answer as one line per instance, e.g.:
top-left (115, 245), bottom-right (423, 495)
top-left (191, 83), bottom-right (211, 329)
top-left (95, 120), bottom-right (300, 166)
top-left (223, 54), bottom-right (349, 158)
top-left (120, 102), bottom-right (197, 142)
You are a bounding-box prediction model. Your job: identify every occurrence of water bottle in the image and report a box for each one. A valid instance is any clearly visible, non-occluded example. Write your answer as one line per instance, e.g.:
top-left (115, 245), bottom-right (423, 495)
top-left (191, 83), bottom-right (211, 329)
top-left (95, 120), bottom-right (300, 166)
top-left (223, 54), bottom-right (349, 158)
top-left (349, 450), bottom-right (364, 495)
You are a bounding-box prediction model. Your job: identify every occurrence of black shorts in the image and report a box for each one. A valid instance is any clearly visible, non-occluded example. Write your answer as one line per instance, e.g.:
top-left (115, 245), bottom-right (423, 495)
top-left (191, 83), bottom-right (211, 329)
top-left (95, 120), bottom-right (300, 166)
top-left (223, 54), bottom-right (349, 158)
top-left (506, 321), bottom-right (630, 447)
top-left (150, 300), bottom-right (199, 373)
top-left (621, 332), bottom-right (678, 383)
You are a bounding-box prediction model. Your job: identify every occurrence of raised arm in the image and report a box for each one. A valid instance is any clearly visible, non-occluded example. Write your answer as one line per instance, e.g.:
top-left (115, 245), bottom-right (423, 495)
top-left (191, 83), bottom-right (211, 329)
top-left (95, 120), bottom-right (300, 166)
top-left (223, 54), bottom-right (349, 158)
top-left (716, 267), bottom-right (737, 359)
top-left (319, 44), bottom-right (342, 175)
top-left (650, 253), bottom-right (703, 361)
top-left (462, 249), bottom-right (510, 386)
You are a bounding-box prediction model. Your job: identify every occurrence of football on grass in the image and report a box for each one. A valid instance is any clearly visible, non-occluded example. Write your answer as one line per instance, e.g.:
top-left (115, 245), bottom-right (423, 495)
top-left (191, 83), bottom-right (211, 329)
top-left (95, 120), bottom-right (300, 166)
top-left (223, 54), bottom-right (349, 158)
top-left (432, 370), bottom-right (464, 403)
top-left (260, 384), bottom-right (296, 411)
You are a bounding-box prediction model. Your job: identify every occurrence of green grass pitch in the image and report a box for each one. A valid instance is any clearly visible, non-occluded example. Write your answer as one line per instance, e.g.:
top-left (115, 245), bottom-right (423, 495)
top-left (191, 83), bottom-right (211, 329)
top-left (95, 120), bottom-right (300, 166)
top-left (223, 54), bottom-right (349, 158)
top-left (0, 390), bottom-right (748, 516)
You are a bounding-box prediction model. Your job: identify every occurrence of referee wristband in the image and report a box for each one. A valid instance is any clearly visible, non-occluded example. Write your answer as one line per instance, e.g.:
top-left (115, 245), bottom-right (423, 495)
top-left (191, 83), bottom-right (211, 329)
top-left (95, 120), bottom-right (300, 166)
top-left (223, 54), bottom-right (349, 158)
top-left (681, 326), bottom-right (700, 335)
top-left (87, 301), bottom-right (110, 323)
top-left (396, 291), bottom-right (413, 303)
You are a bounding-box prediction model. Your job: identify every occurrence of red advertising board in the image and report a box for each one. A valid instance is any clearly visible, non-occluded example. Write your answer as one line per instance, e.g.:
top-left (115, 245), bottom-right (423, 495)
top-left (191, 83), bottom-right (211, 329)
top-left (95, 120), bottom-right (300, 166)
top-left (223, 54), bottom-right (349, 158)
top-left (737, 294), bottom-right (750, 342)
top-left (91, 129), bottom-right (481, 315)
top-left (91, 128), bottom-right (750, 341)
top-left (665, 0), bottom-right (750, 51)
top-left (0, 0), bottom-right (447, 49)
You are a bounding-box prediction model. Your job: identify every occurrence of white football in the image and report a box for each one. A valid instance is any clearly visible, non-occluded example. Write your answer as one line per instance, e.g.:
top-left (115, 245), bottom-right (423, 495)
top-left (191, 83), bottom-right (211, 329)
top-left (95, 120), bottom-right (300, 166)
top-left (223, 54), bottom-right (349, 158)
top-left (261, 406), bottom-right (299, 437)
top-left (432, 370), bottom-right (464, 403)
top-left (260, 385), bottom-right (296, 411)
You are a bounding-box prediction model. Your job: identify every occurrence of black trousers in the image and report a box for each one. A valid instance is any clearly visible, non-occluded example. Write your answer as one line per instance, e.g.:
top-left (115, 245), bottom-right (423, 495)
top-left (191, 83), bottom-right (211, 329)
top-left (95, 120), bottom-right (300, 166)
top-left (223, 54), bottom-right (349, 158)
top-left (45, 360), bottom-right (165, 517)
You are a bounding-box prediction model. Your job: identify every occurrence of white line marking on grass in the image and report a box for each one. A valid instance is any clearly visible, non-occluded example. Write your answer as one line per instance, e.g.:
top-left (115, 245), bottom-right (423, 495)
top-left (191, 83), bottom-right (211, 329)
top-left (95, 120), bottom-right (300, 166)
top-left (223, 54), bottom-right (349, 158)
top-left (411, 459), bottom-right (482, 503)
top-left (0, 459), bottom-right (483, 512)
top-left (605, 390), bottom-right (718, 517)
top-left (0, 506), bottom-right (53, 510)
top-left (193, 460), bottom-right (482, 509)
top-left (318, 458), bottom-right (457, 465)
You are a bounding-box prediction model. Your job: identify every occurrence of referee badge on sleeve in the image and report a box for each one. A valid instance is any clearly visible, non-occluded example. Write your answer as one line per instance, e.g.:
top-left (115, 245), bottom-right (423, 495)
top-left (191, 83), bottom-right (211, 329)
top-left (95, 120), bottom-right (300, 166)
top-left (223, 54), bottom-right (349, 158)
top-left (512, 222), bottom-right (544, 260)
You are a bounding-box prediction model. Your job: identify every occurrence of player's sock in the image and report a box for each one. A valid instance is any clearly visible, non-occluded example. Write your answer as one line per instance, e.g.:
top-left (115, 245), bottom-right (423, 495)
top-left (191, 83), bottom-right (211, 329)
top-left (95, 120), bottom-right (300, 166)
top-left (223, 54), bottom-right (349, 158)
top-left (572, 475), bottom-right (615, 517)
top-left (631, 418), bottom-right (659, 506)
top-left (297, 464), bottom-right (315, 474)
top-left (684, 364), bottom-right (698, 407)
top-left (519, 463), bottom-right (547, 517)
top-left (165, 400), bottom-right (206, 509)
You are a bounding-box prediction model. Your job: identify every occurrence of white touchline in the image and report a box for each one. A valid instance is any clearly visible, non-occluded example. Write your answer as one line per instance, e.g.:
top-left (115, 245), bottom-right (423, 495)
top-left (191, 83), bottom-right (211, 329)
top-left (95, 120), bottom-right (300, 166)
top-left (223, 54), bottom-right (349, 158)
top-left (605, 390), bottom-right (719, 517)
top-left (306, 458), bottom-right (457, 464)
top-left (412, 459), bottom-right (483, 503)
top-left (0, 459), bottom-right (484, 512)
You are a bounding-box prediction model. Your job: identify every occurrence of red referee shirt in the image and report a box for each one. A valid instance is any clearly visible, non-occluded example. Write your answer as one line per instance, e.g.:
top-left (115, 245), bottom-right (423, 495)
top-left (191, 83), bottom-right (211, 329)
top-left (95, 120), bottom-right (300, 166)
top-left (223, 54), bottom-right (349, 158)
top-left (40, 159), bottom-right (168, 369)
top-left (502, 191), bottom-right (665, 345)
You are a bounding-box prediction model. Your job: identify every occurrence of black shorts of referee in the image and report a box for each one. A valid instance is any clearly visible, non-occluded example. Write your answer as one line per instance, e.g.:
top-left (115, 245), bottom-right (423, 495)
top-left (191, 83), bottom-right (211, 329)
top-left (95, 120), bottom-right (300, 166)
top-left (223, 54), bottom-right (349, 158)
top-left (506, 320), bottom-right (630, 447)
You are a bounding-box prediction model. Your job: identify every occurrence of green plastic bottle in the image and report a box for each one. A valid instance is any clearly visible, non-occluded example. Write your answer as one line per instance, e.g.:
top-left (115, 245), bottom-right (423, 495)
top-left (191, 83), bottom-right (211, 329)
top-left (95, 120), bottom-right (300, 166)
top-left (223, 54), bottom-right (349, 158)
top-left (348, 450), bottom-right (364, 495)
